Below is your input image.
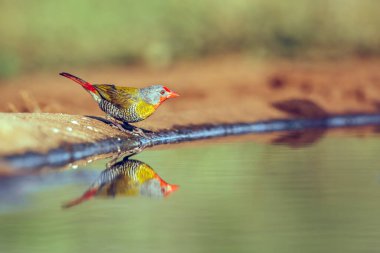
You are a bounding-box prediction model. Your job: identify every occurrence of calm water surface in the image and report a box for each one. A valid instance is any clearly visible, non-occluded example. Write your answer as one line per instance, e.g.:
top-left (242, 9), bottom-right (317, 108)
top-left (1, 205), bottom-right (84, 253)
top-left (1, 135), bottom-right (380, 253)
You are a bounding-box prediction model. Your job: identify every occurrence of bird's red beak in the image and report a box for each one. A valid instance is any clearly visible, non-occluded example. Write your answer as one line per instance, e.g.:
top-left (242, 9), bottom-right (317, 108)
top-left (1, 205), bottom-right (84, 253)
top-left (168, 184), bottom-right (179, 192)
top-left (163, 86), bottom-right (180, 99)
top-left (164, 184), bottom-right (180, 197)
top-left (157, 176), bottom-right (180, 197)
top-left (167, 91), bottom-right (180, 99)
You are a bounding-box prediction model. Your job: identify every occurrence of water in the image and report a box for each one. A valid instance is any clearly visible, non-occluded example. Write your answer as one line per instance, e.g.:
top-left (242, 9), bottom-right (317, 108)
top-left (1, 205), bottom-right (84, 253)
top-left (1, 135), bottom-right (380, 253)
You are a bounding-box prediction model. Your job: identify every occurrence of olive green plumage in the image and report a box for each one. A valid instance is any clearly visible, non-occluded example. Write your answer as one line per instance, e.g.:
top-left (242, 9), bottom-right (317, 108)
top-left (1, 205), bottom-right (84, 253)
top-left (62, 158), bottom-right (179, 208)
top-left (60, 72), bottom-right (179, 123)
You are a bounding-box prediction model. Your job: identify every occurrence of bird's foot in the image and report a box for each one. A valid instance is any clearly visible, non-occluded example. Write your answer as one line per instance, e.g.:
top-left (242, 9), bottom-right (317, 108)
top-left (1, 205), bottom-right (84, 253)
top-left (113, 123), bottom-right (127, 132)
top-left (110, 121), bottom-right (148, 138)
top-left (119, 122), bottom-right (151, 138)
top-left (130, 145), bottom-right (144, 154)
top-left (105, 115), bottom-right (125, 131)
top-left (106, 154), bottom-right (121, 169)
top-left (104, 115), bottom-right (151, 138)
top-left (130, 127), bottom-right (148, 138)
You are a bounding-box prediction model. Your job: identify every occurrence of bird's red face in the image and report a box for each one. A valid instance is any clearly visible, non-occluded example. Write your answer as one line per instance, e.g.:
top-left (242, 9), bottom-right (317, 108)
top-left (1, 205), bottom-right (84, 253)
top-left (141, 85), bottom-right (179, 108)
top-left (156, 175), bottom-right (180, 197)
top-left (158, 86), bottom-right (180, 104)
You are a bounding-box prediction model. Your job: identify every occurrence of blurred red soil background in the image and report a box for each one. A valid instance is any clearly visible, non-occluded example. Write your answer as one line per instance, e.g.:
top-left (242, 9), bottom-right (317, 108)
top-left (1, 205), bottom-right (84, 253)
top-left (0, 55), bottom-right (379, 130)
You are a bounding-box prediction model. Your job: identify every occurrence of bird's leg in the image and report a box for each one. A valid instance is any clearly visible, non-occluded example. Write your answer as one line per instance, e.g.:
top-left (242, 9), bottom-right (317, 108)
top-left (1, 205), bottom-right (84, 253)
top-left (105, 115), bottom-right (127, 132)
top-left (106, 153), bottom-right (121, 169)
top-left (116, 121), bottom-right (149, 138)
top-left (105, 115), bottom-right (149, 138)
top-left (129, 126), bottom-right (148, 138)
top-left (121, 123), bottom-right (152, 135)
top-left (130, 145), bottom-right (144, 154)
top-left (104, 114), bottom-right (115, 125)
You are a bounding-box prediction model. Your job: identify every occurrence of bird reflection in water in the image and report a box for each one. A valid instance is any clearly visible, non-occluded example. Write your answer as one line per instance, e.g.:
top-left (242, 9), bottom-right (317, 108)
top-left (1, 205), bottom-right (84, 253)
top-left (63, 157), bottom-right (179, 208)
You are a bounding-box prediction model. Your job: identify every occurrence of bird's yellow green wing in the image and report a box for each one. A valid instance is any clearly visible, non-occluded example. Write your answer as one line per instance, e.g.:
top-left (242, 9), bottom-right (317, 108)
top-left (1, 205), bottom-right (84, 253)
top-left (93, 84), bottom-right (139, 108)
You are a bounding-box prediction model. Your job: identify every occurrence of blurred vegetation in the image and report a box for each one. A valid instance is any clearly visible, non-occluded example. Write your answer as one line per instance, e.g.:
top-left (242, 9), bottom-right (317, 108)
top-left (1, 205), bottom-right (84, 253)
top-left (1, 0), bottom-right (380, 77)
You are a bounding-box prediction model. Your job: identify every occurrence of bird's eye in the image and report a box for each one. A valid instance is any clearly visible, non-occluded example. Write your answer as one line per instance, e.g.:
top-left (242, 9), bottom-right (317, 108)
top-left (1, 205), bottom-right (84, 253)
top-left (160, 90), bottom-right (165, 95)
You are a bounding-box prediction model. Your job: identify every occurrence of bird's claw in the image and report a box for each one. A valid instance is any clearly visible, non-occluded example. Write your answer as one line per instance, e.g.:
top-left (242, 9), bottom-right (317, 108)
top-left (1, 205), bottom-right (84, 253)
top-left (130, 127), bottom-right (148, 138)
top-left (111, 123), bottom-right (127, 132)
top-left (105, 116), bottom-right (126, 132)
top-left (106, 154), bottom-right (121, 169)
top-left (111, 123), bottom-right (147, 138)
top-left (105, 115), bottom-right (149, 138)
top-left (130, 145), bottom-right (144, 154)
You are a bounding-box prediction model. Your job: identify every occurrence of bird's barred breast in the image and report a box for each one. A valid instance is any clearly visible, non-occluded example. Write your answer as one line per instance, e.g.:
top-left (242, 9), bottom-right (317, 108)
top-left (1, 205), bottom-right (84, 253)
top-left (99, 99), bottom-right (156, 123)
top-left (99, 100), bottom-right (140, 123)
top-left (98, 160), bottom-right (154, 186)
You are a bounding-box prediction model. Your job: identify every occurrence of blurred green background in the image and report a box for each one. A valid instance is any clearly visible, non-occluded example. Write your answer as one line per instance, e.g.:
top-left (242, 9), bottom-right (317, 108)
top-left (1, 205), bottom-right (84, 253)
top-left (1, 0), bottom-right (380, 77)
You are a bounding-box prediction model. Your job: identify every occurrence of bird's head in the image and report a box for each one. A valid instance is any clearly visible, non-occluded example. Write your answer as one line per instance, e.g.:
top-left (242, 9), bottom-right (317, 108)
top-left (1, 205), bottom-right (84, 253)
top-left (140, 175), bottom-right (179, 198)
top-left (159, 178), bottom-right (180, 197)
top-left (140, 85), bottom-right (179, 108)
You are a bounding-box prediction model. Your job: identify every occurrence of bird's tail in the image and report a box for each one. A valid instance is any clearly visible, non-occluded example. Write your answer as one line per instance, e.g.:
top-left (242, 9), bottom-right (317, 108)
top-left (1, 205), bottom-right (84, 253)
top-left (62, 187), bottom-right (98, 209)
top-left (60, 72), bottom-right (98, 94)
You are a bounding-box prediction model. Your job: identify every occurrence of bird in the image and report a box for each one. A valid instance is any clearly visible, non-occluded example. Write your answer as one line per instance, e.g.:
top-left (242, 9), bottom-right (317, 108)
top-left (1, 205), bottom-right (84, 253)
top-left (59, 72), bottom-right (179, 130)
top-left (62, 157), bottom-right (179, 208)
